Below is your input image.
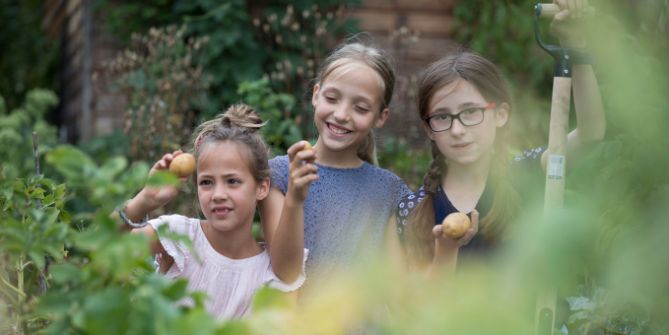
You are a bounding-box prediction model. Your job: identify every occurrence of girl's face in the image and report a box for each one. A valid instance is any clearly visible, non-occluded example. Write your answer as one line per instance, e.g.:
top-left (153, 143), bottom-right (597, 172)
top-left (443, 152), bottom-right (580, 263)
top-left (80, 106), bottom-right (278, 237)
top-left (312, 62), bottom-right (389, 158)
top-left (196, 141), bottom-right (269, 234)
top-left (425, 78), bottom-right (509, 166)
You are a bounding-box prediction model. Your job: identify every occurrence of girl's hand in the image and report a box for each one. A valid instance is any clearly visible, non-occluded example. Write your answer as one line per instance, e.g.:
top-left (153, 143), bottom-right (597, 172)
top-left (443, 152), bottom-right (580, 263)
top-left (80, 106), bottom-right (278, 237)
top-left (432, 210), bottom-right (479, 261)
top-left (137, 151), bottom-right (189, 210)
top-left (285, 141), bottom-right (319, 205)
top-left (550, 0), bottom-right (592, 48)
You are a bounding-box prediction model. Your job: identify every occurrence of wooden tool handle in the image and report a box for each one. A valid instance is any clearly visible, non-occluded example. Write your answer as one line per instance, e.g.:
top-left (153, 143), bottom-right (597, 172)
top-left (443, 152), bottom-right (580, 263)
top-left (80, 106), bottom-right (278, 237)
top-left (537, 3), bottom-right (560, 18)
top-left (537, 3), bottom-right (595, 19)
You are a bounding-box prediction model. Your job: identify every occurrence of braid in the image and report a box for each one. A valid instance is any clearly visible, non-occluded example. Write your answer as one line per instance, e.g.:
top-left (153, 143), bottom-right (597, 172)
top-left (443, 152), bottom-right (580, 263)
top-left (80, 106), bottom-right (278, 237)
top-left (423, 142), bottom-right (445, 194)
top-left (405, 141), bottom-right (445, 267)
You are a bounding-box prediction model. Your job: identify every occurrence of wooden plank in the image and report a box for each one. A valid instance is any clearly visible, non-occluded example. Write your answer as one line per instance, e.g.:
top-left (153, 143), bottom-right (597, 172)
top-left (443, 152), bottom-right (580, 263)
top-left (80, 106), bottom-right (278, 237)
top-left (350, 10), bottom-right (396, 33)
top-left (42, 0), bottom-right (66, 37)
top-left (65, 0), bottom-right (81, 17)
top-left (406, 12), bottom-right (452, 36)
top-left (378, 36), bottom-right (460, 62)
top-left (359, 0), bottom-right (455, 12)
top-left (351, 9), bottom-right (452, 36)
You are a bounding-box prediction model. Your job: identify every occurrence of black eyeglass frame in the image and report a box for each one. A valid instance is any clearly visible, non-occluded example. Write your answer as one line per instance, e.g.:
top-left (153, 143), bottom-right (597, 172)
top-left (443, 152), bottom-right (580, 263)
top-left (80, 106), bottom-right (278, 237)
top-left (423, 102), bottom-right (497, 132)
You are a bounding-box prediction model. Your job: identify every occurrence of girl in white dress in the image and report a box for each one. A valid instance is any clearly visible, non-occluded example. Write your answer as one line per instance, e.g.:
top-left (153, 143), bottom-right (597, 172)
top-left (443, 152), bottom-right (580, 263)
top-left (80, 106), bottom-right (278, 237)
top-left (117, 104), bottom-right (316, 319)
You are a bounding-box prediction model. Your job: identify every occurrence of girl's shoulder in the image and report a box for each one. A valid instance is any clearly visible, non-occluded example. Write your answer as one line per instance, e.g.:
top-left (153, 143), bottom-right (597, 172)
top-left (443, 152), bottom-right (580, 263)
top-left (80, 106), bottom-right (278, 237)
top-left (149, 214), bottom-right (200, 238)
top-left (269, 155), bottom-right (290, 192)
top-left (269, 155), bottom-right (289, 171)
top-left (394, 187), bottom-right (427, 239)
top-left (363, 163), bottom-right (407, 183)
top-left (361, 163), bottom-right (412, 198)
top-left (397, 187), bottom-right (427, 217)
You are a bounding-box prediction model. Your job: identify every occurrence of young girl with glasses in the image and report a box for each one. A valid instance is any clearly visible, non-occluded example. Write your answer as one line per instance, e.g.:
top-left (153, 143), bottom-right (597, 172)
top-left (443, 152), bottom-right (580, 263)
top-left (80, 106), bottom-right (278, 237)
top-left (387, 1), bottom-right (605, 274)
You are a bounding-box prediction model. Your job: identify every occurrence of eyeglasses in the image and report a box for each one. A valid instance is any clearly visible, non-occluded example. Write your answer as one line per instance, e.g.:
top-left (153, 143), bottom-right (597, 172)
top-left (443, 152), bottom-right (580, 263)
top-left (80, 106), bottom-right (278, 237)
top-left (424, 103), bottom-right (496, 132)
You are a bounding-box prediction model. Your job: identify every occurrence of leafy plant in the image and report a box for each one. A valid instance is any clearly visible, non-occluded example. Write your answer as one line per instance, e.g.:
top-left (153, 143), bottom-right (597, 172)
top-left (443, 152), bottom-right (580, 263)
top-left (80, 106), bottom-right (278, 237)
top-left (0, 143), bottom-right (220, 334)
top-left (0, 89), bottom-right (59, 180)
top-left (0, 0), bottom-right (59, 110)
top-left (249, 2), bottom-right (360, 137)
top-left (103, 25), bottom-right (210, 162)
top-left (0, 175), bottom-right (69, 334)
top-left (377, 137), bottom-right (430, 190)
top-left (238, 78), bottom-right (302, 155)
top-left (96, 0), bottom-right (360, 142)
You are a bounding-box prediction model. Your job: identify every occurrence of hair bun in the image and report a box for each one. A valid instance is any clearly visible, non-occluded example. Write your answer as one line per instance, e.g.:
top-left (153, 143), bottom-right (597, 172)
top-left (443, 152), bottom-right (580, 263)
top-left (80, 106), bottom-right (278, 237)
top-left (221, 104), bottom-right (265, 131)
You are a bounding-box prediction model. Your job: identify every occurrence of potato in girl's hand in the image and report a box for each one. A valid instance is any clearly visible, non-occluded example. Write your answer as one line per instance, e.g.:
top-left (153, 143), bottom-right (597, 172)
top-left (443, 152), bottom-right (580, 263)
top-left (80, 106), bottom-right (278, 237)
top-left (169, 153), bottom-right (196, 177)
top-left (301, 141), bottom-right (312, 151)
top-left (442, 212), bottom-right (472, 239)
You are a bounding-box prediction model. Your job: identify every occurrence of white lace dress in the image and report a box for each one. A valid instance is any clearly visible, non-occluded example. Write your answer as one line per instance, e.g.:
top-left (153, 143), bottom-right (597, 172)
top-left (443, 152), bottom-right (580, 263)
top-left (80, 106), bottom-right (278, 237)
top-left (149, 214), bottom-right (307, 320)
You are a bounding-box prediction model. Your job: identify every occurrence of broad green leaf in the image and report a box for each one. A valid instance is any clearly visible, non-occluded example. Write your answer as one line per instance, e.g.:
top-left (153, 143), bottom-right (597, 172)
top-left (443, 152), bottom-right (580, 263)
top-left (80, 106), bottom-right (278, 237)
top-left (251, 286), bottom-right (291, 311)
top-left (50, 263), bottom-right (82, 284)
top-left (146, 171), bottom-right (179, 187)
top-left (98, 156), bottom-right (128, 181)
top-left (80, 287), bottom-right (130, 335)
top-left (46, 145), bottom-right (96, 180)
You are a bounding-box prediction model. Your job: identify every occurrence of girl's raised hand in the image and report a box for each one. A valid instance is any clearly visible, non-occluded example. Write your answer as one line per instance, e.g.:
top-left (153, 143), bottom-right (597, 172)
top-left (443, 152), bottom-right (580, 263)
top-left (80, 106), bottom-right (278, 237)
top-left (551, 0), bottom-right (592, 48)
top-left (286, 141), bottom-right (319, 204)
top-left (431, 210), bottom-right (479, 260)
top-left (139, 151), bottom-right (190, 210)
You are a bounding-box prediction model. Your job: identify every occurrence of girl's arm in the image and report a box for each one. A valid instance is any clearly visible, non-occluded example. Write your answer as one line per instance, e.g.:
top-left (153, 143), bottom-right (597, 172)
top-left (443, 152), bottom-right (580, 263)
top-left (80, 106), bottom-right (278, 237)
top-left (117, 151), bottom-right (186, 255)
top-left (264, 141), bottom-right (318, 283)
top-left (551, 0), bottom-right (606, 155)
top-left (385, 210), bottom-right (479, 277)
top-left (567, 64), bottom-right (605, 153)
top-left (427, 210), bottom-right (479, 278)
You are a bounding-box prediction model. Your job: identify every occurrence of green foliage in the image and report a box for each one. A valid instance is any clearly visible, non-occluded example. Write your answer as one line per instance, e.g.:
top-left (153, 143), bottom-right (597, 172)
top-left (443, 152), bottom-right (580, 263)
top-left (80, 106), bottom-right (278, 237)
top-left (104, 25), bottom-right (210, 162)
top-left (94, 0), bottom-right (177, 43)
top-left (45, 145), bottom-right (150, 220)
top-left (452, 0), bottom-right (553, 93)
top-left (377, 137), bottom-right (430, 190)
top-left (238, 78), bottom-right (302, 155)
top-left (77, 129), bottom-right (131, 163)
top-left (0, 174), bottom-right (70, 333)
top-left (96, 0), bottom-right (360, 148)
top-left (249, 1), bottom-right (360, 138)
top-left (1, 144), bottom-right (219, 334)
top-left (2, 2), bottom-right (668, 334)
top-left (176, 0), bottom-right (267, 118)
top-left (0, 89), bottom-right (59, 180)
top-left (0, 0), bottom-right (59, 110)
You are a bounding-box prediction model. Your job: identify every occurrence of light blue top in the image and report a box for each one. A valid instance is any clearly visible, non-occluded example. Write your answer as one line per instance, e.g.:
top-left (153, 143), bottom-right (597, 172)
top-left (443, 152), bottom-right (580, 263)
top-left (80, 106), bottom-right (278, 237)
top-left (270, 155), bottom-right (411, 278)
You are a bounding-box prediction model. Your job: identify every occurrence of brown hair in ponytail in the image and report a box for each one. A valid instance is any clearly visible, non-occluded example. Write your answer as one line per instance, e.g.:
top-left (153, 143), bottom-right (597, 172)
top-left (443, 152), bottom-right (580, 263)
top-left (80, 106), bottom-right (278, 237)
top-left (191, 104), bottom-right (270, 183)
top-left (404, 49), bottom-right (521, 265)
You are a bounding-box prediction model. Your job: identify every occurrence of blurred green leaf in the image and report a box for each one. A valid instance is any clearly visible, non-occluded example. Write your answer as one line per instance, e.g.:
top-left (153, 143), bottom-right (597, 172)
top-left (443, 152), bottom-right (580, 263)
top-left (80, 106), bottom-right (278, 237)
top-left (146, 171), bottom-right (180, 187)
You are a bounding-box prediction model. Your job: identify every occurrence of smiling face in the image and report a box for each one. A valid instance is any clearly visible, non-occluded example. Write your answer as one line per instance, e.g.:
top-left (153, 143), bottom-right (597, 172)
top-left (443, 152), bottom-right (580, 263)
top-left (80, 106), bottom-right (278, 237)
top-left (425, 78), bottom-right (509, 167)
top-left (311, 61), bottom-right (389, 161)
top-left (196, 141), bottom-right (269, 235)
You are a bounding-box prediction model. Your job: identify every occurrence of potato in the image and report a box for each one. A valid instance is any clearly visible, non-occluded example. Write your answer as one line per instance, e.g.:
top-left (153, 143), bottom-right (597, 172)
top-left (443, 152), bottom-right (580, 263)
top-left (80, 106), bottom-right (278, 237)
top-left (441, 212), bottom-right (472, 239)
top-left (169, 153), bottom-right (196, 177)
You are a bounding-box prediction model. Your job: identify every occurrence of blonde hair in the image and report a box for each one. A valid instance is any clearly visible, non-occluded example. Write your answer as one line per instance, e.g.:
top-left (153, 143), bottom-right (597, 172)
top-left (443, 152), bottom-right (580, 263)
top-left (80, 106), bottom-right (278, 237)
top-left (405, 50), bottom-right (521, 265)
top-left (315, 42), bottom-right (396, 165)
top-left (191, 104), bottom-right (270, 183)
